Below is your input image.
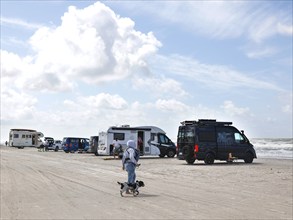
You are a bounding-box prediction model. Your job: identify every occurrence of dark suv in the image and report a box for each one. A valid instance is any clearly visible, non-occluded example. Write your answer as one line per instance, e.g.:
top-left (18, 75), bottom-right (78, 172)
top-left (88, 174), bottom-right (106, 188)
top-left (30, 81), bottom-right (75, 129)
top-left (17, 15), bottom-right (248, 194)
top-left (177, 119), bottom-right (257, 164)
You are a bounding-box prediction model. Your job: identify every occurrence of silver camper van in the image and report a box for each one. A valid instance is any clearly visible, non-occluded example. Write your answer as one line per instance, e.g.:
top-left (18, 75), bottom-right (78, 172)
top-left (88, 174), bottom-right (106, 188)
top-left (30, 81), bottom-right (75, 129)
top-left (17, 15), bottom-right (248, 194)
top-left (97, 125), bottom-right (176, 158)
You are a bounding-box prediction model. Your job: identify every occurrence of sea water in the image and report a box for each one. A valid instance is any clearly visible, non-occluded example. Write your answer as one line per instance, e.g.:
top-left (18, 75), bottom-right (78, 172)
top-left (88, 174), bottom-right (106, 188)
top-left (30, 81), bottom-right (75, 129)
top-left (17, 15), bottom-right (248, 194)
top-left (251, 138), bottom-right (293, 159)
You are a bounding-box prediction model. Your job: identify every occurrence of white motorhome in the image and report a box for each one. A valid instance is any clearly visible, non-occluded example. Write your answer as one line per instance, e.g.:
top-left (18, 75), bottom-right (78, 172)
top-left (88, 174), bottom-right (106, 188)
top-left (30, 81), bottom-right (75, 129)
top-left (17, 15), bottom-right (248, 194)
top-left (9, 129), bottom-right (44, 148)
top-left (97, 125), bottom-right (176, 158)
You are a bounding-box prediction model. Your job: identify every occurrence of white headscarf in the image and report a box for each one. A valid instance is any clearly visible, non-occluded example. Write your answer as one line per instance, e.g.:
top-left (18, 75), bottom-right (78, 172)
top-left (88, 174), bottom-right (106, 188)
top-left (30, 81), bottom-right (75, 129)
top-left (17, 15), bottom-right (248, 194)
top-left (127, 140), bottom-right (136, 149)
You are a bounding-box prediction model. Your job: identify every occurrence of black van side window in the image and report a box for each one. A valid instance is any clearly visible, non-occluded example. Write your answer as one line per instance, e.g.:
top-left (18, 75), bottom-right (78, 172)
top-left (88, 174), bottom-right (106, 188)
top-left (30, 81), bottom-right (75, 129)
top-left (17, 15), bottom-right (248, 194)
top-left (217, 127), bottom-right (244, 145)
top-left (198, 129), bottom-right (216, 142)
top-left (216, 127), bottom-right (234, 145)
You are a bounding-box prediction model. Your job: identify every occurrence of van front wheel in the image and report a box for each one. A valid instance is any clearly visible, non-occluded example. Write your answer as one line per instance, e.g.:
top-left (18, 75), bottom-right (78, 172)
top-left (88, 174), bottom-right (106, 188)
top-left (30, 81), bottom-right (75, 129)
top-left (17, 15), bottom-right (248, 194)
top-left (244, 152), bottom-right (254, 163)
top-left (204, 153), bottom-right (215, 165)
top-left (167, 150), bottom-right (176, 158)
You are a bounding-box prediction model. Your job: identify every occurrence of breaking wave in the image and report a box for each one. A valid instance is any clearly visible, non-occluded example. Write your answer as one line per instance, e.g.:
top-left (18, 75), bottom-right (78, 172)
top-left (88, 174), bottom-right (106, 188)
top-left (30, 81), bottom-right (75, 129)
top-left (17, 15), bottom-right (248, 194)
top-left (251, 138), bottom-right (293, 159)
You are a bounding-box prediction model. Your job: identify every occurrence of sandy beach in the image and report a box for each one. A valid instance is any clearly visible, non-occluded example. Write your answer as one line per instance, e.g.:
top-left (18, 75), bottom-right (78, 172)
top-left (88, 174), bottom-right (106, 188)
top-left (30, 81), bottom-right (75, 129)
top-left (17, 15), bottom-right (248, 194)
top-left (0, 146), bottom-right (292, 220)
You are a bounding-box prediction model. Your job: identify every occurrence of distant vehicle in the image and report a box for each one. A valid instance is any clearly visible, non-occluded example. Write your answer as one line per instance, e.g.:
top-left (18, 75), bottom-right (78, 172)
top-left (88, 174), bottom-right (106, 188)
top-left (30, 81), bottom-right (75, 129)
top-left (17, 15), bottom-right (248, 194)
top-left (47, 139), bottom-right (62, 151)
top-left (177, 119), bottom-right (257, 164)
top-left (89, 136), bottom-right (99, 155)
top-left (53, 140), bottom-right (62, 151)
top-left (8, 129), bottom-right (44, 149)
top-left (62, 137), bottom-right (89, 153)
top-left (97, 125), bottom-right (176, 158)
top-left (44, 137), bottom-right (54, 151)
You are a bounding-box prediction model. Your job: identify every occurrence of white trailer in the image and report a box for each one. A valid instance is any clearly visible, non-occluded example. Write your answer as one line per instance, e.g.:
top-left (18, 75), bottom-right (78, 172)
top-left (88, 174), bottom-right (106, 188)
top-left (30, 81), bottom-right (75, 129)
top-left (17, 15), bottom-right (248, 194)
top-left (97, 125), bottom-right (176, 158)
top-left (9, 129), bottom-right (44, 148)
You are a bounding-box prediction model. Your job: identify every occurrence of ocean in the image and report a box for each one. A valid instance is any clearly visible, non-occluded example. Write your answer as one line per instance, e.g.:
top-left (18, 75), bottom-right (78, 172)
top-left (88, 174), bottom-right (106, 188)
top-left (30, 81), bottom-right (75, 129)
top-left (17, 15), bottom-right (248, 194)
top-left (251, 138), bottom-right (293, 159)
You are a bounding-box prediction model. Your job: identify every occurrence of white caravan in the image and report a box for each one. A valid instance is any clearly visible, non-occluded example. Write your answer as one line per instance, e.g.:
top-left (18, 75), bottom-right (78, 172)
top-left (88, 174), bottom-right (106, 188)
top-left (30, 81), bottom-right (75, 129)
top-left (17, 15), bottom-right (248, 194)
top-left (9, 129), bottom-right (44, 148)
top-left (97, 125), bottom-right (176, 158)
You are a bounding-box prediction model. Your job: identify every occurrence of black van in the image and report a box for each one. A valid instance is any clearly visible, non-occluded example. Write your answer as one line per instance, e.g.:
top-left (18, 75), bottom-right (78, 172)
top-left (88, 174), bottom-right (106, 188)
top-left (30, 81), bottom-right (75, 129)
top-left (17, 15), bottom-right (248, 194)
top-left (177, 119), bottom-right (257, 164)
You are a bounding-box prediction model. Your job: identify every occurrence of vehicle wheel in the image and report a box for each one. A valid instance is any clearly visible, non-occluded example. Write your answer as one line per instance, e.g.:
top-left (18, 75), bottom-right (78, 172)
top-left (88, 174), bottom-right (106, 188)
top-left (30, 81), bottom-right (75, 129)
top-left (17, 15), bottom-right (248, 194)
top-left (159, 154), bottom-right (165, 158)
top-left (167, 150), bottom-right (176, 158)
top-left (95, 151), bottom-right (99, 156)
top-left (182, 146), bottom-right (195, 164)
top-left (244, 152), bottom-right (254, 163)
top-left (204, 153), bottom-right (215, 165)
top-left (186, 157), bottom-right (196, 164)
top-left (54, 146), bottom-right (59, 152)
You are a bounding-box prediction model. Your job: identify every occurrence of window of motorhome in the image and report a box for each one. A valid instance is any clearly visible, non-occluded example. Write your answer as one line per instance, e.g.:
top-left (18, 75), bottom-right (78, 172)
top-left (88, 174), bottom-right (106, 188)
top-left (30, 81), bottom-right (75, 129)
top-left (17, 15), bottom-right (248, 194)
top-left (114, 133), bottom-right (124, 140)
top-left (22, 135), bottom-right (25, 138)
top-left (14, 134), bottom-right (19, 138)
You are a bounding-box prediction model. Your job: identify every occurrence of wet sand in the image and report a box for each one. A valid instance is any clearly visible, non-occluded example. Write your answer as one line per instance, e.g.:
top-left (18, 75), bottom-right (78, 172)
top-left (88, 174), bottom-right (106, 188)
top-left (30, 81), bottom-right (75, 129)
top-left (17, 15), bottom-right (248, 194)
top-left (1, 146), bottom-right (292, 219)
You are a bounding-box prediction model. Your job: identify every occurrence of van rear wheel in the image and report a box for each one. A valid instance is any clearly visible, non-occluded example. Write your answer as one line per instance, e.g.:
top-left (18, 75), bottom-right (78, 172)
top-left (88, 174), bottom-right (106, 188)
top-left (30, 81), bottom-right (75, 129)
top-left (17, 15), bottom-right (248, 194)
top-left (204, 153), bottom-right (215, 165)
top-left (183, 146), bottom-right (195, 164)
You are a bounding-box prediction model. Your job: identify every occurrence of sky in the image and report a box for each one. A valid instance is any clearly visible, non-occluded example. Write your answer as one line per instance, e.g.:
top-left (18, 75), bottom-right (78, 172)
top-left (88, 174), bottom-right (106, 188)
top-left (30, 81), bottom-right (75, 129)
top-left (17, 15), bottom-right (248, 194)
top-left (1, 0), bottom-right (292, 143)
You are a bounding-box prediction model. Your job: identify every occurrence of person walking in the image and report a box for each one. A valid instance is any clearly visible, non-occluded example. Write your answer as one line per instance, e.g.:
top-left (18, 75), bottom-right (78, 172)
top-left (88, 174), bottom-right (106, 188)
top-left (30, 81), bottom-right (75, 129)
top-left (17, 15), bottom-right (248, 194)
top-left (113, 138), bottom-right (121, 159)
top-left (122, 140), bottom-right (140, 189)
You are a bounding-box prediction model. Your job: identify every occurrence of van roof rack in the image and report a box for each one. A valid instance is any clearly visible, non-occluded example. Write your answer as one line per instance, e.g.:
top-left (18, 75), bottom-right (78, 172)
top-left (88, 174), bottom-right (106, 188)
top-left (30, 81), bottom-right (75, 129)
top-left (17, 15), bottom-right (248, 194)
top-left (180, 119), bottom-right (232, 126)
top-left (180, 120), bottom-right (198, 125)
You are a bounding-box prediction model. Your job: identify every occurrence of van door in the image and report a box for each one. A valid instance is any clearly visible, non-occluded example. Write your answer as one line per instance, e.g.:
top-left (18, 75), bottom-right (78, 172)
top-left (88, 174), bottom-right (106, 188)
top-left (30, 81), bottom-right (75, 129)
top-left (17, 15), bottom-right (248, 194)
top-left (216, 127), bottom-right (246, 159)
top-left (216, 127), bottom-right (235, 159)
top-left (138, 131), bottom-right (144, 154)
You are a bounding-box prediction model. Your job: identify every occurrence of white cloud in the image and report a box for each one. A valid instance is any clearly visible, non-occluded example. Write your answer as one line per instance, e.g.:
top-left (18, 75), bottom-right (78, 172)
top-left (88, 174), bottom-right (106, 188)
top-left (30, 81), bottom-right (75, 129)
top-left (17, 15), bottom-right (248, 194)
top-left (221, 101), bottom-right (250, 117)
top-left (153, 54), bottom-right (283, 91)
top-left (277, 23), bottom-right (293, 36)
top-left (132, 76), bottom-right (188, 98)
top-left (1, 1), bottom-right (161, 93)
top-left (245, 46), bottom-right (278, 59)
top-left (76, 93), bottom-right (128, 110)
top-left (117, 1), bottom-right (292, 42)
top-left (155, 99), bottom-right (188, 112)
top-left (1, 50), bottom-right (24, 78)
top-left (0, 17), bottom-right (43, 30)
top-left (1, 89), bottom-right (37, 120)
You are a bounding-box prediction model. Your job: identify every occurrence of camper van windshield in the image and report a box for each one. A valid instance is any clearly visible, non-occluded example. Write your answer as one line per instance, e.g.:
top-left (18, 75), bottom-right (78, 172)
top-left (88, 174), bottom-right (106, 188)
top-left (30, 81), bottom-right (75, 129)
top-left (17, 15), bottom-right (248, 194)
top-left (158, 133), bottom-right (171, 144)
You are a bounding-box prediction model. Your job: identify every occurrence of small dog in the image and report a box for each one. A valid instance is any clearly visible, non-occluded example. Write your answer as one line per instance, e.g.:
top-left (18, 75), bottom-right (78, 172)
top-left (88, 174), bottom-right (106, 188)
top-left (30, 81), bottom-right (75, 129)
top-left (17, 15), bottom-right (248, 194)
top-left (117, 180), bottom-right (145, 197)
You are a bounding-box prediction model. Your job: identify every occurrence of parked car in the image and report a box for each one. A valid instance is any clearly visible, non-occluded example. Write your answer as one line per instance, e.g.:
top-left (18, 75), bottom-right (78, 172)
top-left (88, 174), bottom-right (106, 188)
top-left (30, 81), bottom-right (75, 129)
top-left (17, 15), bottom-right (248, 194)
top-left (44, 137), bottom-right (54, 151)
top-left (50, 140), bottom-right (62, 151)
top-left (177, 119), bottom-right (257, 164)
top-left (62, 137), bottom-right (89, 153)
